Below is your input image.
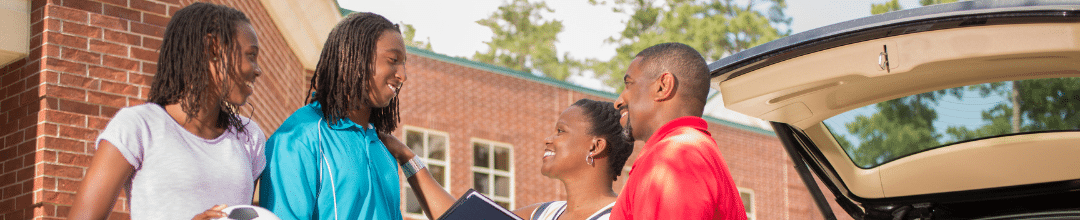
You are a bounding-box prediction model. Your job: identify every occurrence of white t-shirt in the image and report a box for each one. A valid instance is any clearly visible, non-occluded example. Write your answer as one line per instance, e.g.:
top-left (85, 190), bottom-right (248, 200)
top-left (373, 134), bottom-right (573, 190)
top-left (96, 104), bottom-right (266, 219)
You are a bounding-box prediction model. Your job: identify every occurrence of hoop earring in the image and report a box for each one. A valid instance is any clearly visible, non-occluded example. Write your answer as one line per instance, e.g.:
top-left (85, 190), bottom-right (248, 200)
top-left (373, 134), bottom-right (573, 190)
top-left (586, 154), bottom-right (594, 166)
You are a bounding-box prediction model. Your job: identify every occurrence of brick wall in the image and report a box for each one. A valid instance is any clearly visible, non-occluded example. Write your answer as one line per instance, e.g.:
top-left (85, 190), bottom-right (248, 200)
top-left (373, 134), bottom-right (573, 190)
top-left (0, 14), bottom-right (41, 220)
top-left (2, 0), bottom-right (49, 219)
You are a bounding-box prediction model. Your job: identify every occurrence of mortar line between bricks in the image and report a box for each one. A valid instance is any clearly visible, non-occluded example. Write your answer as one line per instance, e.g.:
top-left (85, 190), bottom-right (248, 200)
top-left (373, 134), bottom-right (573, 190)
top-left (36, 173), bottom-right (89, 183)
top-left (33, 134), bottom-right (96, 148)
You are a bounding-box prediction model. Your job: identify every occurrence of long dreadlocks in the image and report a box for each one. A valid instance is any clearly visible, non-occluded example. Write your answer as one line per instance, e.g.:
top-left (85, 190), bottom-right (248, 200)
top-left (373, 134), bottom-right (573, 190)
top-left (148, 2), bottom-right (250, 133)
top-left (307, 12), bottom-right (401, 133)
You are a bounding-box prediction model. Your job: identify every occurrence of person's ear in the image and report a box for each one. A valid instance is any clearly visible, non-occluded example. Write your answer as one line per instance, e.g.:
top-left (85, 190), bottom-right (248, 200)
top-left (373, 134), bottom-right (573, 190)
top-left (590, 138), bottom-right (608, 158)
top-left (204, 33), bottom-right (222, 61)
top-left (653, 72), bottom-right (677, 101)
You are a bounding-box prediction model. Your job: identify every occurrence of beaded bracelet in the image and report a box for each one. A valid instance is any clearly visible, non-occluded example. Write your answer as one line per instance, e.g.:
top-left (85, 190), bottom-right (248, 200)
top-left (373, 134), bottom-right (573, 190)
top-left (401, 155), bottom-right (426, 178)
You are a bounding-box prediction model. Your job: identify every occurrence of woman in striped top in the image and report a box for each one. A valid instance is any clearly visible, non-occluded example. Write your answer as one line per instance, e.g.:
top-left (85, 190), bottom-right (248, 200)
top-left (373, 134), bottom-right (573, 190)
top-left (511, 99), bottom-right (635, 220)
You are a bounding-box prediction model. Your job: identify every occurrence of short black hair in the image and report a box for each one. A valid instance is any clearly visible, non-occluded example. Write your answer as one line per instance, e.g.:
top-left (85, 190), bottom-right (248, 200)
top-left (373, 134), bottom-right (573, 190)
top-left (306, 12), bottom-right (401, 133)
top-left (572, 99), bottom-right (633, 181)
top-left (635, 42), bottom-right (710, 106)
top-left (148, 2), bottom-right (250, 133)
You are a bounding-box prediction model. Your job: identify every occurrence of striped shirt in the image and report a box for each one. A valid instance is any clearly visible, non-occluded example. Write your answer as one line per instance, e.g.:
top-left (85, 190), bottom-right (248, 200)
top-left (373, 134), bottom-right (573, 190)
top-left (530, 201), bottom-right (615, 220)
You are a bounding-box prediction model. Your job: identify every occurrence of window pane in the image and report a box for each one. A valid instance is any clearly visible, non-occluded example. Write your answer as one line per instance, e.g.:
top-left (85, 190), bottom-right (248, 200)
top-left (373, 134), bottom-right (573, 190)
top-left (473, 172), bottom-right (490, 194)
top-left (406, 130), bottom-right (425, 158)
top-left (430, 164), bottom-right (447, 186)
top-left (493, 175), bottom-right (510, 197)
top-left (429, 134), bottom-right (447, 160)
top-left (740, 192), bottom-right (752, 213)
top-left (405, 188), bottom-right (423, 214)
top-left (496, 201), bottom-right (511, 210)
top-left (493, 146), bottom-right (510, 171)
top-left (473, 143), bottom-right (490, 168)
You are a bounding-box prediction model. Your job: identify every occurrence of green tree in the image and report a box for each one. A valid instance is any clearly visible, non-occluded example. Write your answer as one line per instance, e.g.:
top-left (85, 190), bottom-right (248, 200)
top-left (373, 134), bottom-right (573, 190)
top-left (1018, 78), bottom-right (1080, 130)
top-left (401, 23), bottom-right (432, 50)
top-left (946, 79), bottom-right (1080, 140)
top-left (840, 90), bottom-right (959, 166)
top-left (473, 0), bottom-right (579, 80)
top-left (871, 0), bottom-right (959, 15)
top-left (920, 0), bottom-right (960, 5)
top-left (588, 0), bottom-right (791, 91)
top-left (870, 0), bottom-right (901, 15)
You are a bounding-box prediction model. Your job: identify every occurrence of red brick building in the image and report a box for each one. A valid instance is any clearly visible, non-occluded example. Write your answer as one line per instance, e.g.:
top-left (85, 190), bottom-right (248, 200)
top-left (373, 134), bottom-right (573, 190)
top-left (0, 0), bottom-right (848, 219)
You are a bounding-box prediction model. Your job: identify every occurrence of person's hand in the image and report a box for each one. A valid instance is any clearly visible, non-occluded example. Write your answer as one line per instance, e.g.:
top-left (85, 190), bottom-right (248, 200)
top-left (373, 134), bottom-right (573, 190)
top-left (378, 132), bottom-right (416, 164)
top-left (192, 204), bottom-right (227, 220)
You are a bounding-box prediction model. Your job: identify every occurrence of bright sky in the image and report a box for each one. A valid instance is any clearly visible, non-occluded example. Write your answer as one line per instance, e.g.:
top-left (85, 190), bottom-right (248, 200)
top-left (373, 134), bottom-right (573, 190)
top-left (338, 0), bottom-right (924, 91)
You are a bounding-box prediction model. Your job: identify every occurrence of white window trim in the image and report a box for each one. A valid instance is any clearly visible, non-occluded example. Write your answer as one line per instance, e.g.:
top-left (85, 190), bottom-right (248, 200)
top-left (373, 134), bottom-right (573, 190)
top-left (401, 126), bottom-right (452, 219)
top-left (470, 138), bottom-right (515, 209)
top-left (738, 187), bottom-right (755, 220)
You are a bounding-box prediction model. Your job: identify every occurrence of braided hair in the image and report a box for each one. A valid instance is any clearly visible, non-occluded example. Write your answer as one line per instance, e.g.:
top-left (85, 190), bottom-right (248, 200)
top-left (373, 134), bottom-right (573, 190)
top-left (572, 99), bottom-right (634, 181)
top-left (306, 12), bottom-right (401, 133)
top-left (148, 2), bottom-right (250, 133)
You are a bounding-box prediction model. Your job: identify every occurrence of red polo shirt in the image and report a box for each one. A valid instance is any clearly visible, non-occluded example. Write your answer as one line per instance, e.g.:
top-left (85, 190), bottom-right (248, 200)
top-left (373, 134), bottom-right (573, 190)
top-left (611, 116), bottom-right (746, 220)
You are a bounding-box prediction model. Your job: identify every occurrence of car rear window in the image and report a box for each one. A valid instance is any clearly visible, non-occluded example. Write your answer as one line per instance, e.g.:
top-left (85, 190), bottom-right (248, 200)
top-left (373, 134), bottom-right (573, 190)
top-left (823, 77), bottom-right (1080, 168)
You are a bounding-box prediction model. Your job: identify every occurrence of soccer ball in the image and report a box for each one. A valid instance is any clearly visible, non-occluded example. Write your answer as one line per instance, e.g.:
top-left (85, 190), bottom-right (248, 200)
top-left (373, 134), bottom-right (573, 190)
top-left (212, 205), bottom-right (281, 220)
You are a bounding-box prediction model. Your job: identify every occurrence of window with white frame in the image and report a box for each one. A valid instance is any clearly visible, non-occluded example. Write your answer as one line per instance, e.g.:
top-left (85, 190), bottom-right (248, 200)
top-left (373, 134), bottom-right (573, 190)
top-left (471, 139), bottom-right (513, 209)
top-left (739, 188), bottom-right (755, 220)
top-left (400, 127), bottom-right (450, 218)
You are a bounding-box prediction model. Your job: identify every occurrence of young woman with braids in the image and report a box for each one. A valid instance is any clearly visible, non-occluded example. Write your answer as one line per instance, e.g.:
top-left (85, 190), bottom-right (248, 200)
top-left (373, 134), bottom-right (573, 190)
top-left (68, 2), bottom-right (265, 220)
top-left (509, 99), bottom-right (634, 220)
top-left (259, 12), bottom-right (454, 220)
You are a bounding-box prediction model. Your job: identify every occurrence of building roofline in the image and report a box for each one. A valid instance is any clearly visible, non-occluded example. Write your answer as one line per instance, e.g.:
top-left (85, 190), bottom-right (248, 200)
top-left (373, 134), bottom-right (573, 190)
top-left (338, 4), bottom-right (354, 16)
top-left (706, 117), bottom-right (775, 136)
top-left (405, 46), bottom-right (618, 99)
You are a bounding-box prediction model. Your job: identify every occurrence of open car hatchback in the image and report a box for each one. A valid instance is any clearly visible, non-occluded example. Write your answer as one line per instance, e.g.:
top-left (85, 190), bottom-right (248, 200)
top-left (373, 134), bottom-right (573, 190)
top-left (708, 1), bottom-right (1080, 219)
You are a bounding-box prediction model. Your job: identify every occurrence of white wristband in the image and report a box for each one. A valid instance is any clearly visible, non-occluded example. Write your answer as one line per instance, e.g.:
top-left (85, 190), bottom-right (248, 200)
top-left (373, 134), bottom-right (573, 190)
top-left (401, 155), bottom-right (426, 178)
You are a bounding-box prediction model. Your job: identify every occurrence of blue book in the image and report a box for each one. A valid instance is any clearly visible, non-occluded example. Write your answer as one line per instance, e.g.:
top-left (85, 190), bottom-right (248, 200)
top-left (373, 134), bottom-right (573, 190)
top-left (437, 189), bottom-right (524, 220)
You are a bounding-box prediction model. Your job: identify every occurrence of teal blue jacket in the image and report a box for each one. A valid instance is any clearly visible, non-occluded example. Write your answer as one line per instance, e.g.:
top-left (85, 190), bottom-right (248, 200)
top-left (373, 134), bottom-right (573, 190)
top-left (260, 102), bottom-right (401, 220)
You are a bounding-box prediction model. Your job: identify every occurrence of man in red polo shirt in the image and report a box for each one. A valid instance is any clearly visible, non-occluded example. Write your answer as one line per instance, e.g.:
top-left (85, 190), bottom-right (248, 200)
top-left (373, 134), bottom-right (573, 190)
top-left (611, 42), bottom-right (746, 220)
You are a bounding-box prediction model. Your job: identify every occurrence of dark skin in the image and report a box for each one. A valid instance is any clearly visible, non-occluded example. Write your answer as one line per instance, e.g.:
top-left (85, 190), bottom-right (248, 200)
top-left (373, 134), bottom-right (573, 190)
top-left (67, 22), bottom-right (262, 220)
top-left (364, 29), bottom-right (455, 220)
top-left (614, 56), bottom-right (704, 142)
top-left (510, 105), bottom-right (618, 219)
top-left (379, 134), bottom-right (456, 220)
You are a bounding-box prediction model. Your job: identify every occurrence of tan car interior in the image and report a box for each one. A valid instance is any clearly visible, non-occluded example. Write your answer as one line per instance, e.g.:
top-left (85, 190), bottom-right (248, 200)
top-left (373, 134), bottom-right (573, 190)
top-left (712, 22), bottom-right (1080, 200)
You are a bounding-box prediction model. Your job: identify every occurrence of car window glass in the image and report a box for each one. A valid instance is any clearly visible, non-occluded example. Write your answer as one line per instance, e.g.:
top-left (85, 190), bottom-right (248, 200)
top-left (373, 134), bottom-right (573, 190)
top-left (823, 77), bottom-right (1080, 168)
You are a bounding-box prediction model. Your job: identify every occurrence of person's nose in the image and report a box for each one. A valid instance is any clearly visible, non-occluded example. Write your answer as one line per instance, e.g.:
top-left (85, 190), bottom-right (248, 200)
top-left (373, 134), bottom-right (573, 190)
top-left (614, 95), bottom-right (625, 110)
top-left (252, 62), bottom-right (263, 78)
top-left (397, 65), bottom-right (407, 84)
